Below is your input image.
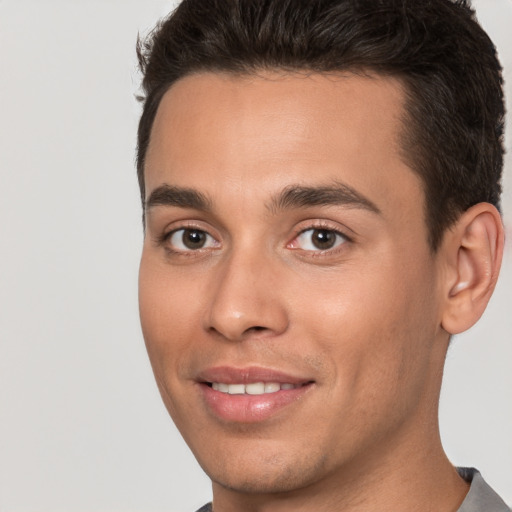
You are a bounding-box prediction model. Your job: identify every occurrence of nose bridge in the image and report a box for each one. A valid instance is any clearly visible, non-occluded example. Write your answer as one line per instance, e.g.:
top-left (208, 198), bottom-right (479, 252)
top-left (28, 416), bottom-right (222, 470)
top-left (204, 244), bottom-right (288, 341)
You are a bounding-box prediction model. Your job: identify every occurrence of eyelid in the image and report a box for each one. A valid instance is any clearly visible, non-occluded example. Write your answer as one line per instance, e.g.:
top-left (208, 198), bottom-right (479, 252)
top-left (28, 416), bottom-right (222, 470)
top-left (168, 228), bottom-right (218, 251)
top-left (155, 220), bottom-right (221, 255)
top-left (287, 220), bottom-right (353, 253)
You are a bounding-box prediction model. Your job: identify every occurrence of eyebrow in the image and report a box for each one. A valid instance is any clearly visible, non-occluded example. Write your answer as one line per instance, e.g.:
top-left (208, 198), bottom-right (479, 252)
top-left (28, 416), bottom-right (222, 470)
top-left (145, 184), bottom-right (212, 211)
top-left (268, 181), bottom-right (381, 214)
top-left (145, 181), bottom-right (380, 215)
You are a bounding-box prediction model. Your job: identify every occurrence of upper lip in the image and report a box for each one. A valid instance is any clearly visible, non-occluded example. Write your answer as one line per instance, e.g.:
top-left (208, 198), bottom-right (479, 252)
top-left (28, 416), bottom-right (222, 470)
top-left (197, 366), bottom-right (314, 385)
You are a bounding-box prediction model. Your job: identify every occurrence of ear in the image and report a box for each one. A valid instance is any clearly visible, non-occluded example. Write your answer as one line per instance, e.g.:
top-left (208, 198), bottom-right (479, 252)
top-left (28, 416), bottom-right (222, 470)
top-left (440, 203), bottom-right (504, 335)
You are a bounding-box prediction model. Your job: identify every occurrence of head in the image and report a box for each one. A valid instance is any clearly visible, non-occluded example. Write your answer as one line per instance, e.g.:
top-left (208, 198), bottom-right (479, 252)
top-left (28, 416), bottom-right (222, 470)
top-left (137, 0), bottom-right (504, 250)
top-left (136, 0), bottom-right (505, 505)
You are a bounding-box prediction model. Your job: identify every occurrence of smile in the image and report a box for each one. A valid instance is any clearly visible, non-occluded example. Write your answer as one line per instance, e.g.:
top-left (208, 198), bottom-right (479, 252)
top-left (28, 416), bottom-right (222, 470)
top-left (210, 382), bottom-right (300, 395)
top-left (198, 369), bottom-right (315, 423)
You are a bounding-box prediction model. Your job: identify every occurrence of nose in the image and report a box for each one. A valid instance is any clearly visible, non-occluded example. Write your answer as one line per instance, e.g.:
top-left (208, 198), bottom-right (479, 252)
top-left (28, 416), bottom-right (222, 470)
top-left (204, 250), bottom-right (289, 342)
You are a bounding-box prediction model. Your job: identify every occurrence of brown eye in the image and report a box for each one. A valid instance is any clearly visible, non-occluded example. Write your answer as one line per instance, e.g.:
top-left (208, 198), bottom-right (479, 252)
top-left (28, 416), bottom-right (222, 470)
top-left (182, 229), bottom-right (206, 249)
top-left (168, 228), bottom-right (216, 251)
top-left (295, 228), bottom-right (346, 251)
top-left (311, 229), bottom-right (337, 249)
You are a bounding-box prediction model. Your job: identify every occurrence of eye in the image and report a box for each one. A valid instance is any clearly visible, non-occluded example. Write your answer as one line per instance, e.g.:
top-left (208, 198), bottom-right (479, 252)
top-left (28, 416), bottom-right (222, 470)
top-left (293, 228), bottom-right (347, 251)
top-left (167, 228), bottom-right (217, 251)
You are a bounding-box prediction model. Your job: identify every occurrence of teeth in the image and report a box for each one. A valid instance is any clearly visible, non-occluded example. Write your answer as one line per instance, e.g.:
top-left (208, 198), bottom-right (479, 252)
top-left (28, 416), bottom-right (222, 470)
top-left (245, 382), bottom-right (265, 395)
top-left (211, 382), bottom-right (298, 395)
top-left (228, 384), bottom-right (245, 395)
top-left (264, 382), bottom-right (280, 393)
top-left (212, 382), bottom-right (229, 392)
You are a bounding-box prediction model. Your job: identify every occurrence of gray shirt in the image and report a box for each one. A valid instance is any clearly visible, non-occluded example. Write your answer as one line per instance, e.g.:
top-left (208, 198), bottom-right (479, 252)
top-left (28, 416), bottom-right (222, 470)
top-left (457, 468), bottom-right (510, 512)
top-left (195, 467), bottom-right (510, 512)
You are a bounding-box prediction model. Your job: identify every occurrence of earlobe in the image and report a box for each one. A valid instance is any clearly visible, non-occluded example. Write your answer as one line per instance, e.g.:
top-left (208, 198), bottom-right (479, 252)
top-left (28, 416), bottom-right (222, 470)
top-left (441, 203), bottom-right (504, 335)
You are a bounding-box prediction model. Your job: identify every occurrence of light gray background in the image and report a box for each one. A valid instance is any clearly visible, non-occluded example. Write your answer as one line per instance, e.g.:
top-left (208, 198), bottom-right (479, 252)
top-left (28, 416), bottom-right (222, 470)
top-left (0, 1), bottom-right (510, 511)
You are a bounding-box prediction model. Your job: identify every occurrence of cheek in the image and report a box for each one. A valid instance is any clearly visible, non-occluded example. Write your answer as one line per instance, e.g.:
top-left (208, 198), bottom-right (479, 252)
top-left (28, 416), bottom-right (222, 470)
top-left (292, 254), bottom-right (438, 395)
top-left (138, 255), bottom-right (199, 375)
top-left (138, 256), bottom-right (206, 426)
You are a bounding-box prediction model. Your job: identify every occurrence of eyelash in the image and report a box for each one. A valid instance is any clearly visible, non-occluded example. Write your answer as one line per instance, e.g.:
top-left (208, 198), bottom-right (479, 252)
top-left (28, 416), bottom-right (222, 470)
top-left (288, 222), bottom-right (352, 256)
top-left (157, 225), bottom-right (219, 257)
top-left (157, 221), bottom-right (352, 258)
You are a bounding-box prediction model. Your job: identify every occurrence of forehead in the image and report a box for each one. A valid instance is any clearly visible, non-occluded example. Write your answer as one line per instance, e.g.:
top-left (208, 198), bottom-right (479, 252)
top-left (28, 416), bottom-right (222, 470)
top-left (145, 71), bottom-right (422, 220)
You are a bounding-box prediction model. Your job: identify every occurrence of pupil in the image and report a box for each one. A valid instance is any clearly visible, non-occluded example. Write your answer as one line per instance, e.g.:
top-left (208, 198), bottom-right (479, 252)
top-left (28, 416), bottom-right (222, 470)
top-left (183, 229), bottom-right (206, 249)
top-left (313, 229), bottom-right (335, 249)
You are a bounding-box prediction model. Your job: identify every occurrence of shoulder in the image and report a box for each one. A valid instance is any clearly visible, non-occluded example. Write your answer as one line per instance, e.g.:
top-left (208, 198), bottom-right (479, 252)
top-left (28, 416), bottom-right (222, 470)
top-left (195, 504), bottom-right (212, 512)
top-left (457, 468), bottom-right (510, 512)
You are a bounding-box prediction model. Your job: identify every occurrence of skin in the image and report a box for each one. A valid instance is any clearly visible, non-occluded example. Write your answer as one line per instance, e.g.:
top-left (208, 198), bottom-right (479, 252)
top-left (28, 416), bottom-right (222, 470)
top-left (138, 72), bottom-right (502, 511)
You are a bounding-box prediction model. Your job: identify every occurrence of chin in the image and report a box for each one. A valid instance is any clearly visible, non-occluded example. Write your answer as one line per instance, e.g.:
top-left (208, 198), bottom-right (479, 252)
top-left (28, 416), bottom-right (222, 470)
top-left (210, 469), bottom-right (314, 495)
top-left (199, 448), bottom-right (329, 495)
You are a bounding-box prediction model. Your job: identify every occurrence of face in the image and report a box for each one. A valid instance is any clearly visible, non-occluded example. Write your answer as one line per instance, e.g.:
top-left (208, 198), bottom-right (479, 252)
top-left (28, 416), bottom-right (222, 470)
top-left (139, 72), bottom-right (448, 497)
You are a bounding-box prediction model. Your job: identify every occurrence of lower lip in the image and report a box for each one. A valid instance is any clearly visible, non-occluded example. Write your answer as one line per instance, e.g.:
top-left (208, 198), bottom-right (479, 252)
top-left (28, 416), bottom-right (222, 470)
top-left (199, 383), bottom-right (313, 423)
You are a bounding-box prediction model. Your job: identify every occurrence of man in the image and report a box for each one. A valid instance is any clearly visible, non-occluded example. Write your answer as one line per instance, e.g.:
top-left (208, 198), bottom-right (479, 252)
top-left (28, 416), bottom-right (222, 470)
top-left (136, 0), bottom-right (509, 510)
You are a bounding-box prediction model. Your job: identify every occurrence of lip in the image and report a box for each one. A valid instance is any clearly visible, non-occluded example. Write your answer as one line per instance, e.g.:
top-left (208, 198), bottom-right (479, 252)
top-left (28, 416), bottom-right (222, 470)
top-left (197, 366), bottom-right (315, 423)
top-left (197, 366), bottom-right (312, 385)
